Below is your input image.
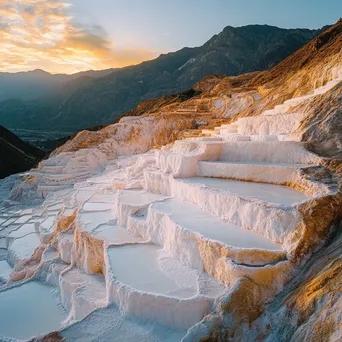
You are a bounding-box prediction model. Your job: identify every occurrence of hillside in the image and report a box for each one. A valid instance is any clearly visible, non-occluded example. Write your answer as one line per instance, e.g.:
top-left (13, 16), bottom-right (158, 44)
top-left (0, 20), bottom-right (341, 342)
top-left (0, 25), bottom-right (324, 131)
top-left (0, 126), bottom-right (45, 179)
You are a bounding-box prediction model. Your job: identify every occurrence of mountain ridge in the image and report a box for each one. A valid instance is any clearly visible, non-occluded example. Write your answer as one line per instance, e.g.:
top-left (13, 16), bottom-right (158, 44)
top-left (0, 68), bottom-right (116, 102)
top-left (0, 24), bottom-right (326, 131)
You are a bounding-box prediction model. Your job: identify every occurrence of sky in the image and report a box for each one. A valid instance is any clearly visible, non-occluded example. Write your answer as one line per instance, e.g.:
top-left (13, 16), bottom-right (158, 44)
top-left (0, 0), bottom-right (341, 74)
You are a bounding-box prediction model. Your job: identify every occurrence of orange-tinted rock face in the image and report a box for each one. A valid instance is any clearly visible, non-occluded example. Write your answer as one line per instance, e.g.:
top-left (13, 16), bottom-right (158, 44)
top-left (73, 229), bottom-right (105, 274)
top-left (188, 227), bottom-right (342, 342)
top-left (253, 226), bottom-right (342, 342)
top-left (300, 83), bottom-right (342, 159)
top-left (8, 244), bottom-right (47, 284)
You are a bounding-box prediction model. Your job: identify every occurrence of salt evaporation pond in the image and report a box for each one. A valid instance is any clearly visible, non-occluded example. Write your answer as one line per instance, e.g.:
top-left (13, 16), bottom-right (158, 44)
top-left (108, 244), bottom-right (197, 298)
top-left (0, 281), bottom-right (65, 340)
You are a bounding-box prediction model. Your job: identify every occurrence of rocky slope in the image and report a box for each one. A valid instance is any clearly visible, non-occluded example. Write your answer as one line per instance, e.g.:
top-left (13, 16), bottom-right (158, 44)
top-left (0, 126), bottom-right (45, 179)
top-left (0, 21), bottom-right (341, 342)
top-left (0, 25), bottom-right (324, 131)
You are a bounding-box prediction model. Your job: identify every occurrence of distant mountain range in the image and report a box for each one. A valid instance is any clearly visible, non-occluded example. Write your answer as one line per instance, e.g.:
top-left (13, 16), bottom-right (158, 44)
top-left (0, 69), bottom-right (115, 102)
top-left (0, 125), bottom-right (45, 179)
top-left (0, 24), bottom-right (326, 131)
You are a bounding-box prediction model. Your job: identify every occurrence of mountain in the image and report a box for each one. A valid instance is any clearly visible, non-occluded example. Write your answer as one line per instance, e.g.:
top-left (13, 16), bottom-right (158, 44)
top-left (0, 125), bottom-right (45, 179)
top-left (0, 68), bottom-right (115, 102)
top-left (0, 24), bottom-right (325, 131)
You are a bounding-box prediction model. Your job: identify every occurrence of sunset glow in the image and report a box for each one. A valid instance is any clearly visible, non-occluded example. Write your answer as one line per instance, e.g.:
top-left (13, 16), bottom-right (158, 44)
top-left (1, 0), bottom-right (341, 74)
top-left (0, 0), bottom-right (157, 74)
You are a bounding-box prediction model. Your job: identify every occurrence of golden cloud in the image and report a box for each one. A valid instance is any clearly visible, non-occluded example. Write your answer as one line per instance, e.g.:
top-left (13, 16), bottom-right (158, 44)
top-left (0, 0), bottom-right (157, 74)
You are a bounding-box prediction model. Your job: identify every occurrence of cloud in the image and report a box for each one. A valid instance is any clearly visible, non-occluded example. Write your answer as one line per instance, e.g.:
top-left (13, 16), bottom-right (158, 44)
top-left (0, 0), bottom-right (157, 74)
